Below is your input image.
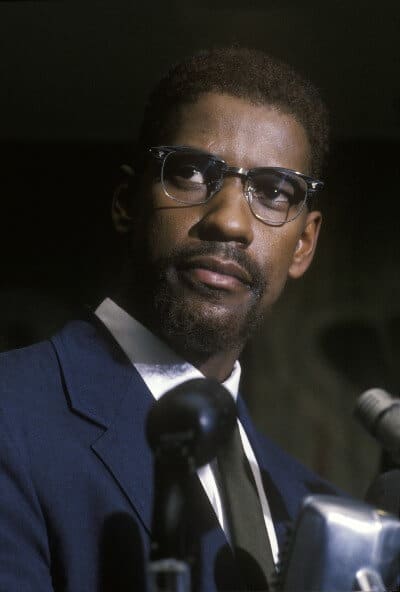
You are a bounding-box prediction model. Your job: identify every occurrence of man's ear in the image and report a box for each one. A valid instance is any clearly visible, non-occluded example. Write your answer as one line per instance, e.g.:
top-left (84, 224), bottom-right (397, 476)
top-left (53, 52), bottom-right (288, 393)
top-left (111, 165), bottom-right (136, 234)
top-left (288, 210), bottom-right (322, 279)
top-left (111, 183), bottom-right (133, 234)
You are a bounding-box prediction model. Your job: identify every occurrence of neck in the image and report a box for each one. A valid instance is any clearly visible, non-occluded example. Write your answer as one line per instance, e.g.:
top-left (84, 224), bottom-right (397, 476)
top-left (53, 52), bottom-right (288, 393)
top-left (194, 350), bottom-right (240, 383)
top-left (110, 288), bottom-right (241, 383)
top-left (158, 333), bottom-right (241, 383)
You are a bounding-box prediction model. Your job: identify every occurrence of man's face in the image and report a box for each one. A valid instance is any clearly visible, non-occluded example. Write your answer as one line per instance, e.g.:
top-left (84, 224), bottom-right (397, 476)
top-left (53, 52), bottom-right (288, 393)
top-left (116, 92), bottom-right (321, 358)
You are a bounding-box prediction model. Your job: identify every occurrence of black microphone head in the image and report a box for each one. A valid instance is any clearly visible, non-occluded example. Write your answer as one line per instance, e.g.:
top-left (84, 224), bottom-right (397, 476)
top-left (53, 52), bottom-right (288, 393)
top-left (146, 378), bottom-right (237, 468)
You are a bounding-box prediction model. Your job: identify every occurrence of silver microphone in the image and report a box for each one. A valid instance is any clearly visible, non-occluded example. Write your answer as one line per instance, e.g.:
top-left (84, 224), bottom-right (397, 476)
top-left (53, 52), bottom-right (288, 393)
top-left (276, 494), bottom-right (400, 591)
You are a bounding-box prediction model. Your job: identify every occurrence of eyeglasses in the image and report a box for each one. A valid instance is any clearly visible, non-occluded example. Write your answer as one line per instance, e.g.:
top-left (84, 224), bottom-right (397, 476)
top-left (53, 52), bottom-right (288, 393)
top-left (149, 145), bottom-right (324, 227)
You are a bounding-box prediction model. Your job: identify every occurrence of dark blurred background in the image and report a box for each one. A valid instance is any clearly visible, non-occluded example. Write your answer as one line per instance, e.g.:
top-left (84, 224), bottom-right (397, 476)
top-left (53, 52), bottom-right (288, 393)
top-left (1, 1), bottom-right (399, 497)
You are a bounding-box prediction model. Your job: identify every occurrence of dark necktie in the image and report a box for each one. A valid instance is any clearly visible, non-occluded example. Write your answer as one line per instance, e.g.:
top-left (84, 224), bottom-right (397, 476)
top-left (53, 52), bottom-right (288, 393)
top-left (216, 424), bottom-right (275, 591)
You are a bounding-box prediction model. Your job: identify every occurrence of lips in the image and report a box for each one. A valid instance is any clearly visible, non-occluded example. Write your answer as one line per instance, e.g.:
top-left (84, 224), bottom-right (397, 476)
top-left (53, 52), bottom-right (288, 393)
top-left (178, 255), bottom-right (252, 291)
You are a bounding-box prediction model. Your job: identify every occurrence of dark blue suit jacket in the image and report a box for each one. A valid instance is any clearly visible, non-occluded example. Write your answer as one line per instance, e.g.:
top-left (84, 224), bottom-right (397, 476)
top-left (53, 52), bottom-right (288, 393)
top-left (0, 317), bottom-right (338, 591)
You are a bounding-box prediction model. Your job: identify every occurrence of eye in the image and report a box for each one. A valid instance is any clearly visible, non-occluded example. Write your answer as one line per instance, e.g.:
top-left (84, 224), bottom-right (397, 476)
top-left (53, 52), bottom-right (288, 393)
top-left (268, 188), bottom-right (287, 201)
top-left (249, 168), bottom-right (309, 208)
top-left (268, 185), bottom-right (293, 203)
top-left (175, 165), bottom-right (206, 184)
top-left (251, 179), bottom-right (294, 210)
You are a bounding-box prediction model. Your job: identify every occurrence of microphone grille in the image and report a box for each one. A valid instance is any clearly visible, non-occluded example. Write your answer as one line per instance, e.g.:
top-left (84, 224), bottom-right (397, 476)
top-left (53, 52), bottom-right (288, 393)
top-left (354, 388), bottom-right (393, 433)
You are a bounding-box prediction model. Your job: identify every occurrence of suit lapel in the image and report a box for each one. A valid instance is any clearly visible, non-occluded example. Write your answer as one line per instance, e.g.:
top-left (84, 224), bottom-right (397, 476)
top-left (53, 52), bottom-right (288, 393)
top-left (51, 318), bottom-right (156, 533)
top-left (91, 371), bottom-right (155, 532)
top-left (51, 318), bottom-right (229, 542)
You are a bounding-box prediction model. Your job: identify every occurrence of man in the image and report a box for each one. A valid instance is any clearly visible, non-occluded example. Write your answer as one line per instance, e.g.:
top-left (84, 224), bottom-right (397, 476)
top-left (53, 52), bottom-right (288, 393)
top-left (0, 47), bottom-right (338, 591)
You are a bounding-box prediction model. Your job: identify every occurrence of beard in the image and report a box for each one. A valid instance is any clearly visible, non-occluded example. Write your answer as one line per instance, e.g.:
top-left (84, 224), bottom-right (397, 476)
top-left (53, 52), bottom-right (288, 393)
top-left (126, 240), bottom-right (269, 361)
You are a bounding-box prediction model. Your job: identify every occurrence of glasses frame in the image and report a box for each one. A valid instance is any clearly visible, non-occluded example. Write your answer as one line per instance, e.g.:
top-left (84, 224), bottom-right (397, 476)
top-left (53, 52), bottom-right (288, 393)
top-left (149, 145), bottom-right (324, 226)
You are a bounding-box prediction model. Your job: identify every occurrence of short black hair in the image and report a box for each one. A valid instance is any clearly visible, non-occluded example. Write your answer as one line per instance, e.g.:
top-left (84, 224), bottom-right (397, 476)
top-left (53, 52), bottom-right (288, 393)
top-left (135, 47), bottom-right (329, 178)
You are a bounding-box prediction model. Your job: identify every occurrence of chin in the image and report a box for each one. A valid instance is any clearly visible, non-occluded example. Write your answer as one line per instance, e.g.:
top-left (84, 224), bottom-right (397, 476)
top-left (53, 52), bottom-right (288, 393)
top-left (154, 293), bottom-right (264, 357)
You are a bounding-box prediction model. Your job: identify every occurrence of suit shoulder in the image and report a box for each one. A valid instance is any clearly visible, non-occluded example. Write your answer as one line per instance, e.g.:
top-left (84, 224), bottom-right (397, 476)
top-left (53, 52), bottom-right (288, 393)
top-left (0, 338), bottom-right (57, 371)
top-left (0, 340), bottom-right (60, 407)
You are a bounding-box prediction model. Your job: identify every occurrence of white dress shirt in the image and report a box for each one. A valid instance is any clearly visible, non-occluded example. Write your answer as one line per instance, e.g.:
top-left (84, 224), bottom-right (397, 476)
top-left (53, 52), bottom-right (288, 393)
top-left (95, 297), bottom-right (278, 563)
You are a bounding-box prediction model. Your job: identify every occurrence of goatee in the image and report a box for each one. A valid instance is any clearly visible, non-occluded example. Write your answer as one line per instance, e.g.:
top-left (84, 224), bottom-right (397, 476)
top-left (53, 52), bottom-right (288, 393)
top-left (135, 242), bottom-right (269, 359)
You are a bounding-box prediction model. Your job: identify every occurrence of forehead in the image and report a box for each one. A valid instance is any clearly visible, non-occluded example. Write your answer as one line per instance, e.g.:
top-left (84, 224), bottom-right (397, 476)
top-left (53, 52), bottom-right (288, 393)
top-left (164, 92), bottom-right (311, 173)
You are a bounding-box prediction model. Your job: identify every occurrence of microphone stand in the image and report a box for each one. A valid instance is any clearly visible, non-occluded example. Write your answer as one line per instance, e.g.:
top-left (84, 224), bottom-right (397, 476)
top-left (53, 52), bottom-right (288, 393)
top-left (147, 431), bottom-right (196, 592)
top-left (145, 377), bottom-right (237, 592)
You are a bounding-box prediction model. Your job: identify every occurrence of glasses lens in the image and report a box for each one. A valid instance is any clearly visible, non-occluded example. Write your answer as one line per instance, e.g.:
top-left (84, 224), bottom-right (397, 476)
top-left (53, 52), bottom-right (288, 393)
top-left (162, 151), bottom-right (221, 204)
top-left (248, 170), bottom-right (307, 224)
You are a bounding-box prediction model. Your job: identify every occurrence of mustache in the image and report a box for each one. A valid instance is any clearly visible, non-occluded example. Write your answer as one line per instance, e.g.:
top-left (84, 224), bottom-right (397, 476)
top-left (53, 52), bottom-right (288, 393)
top-left (160, 242), bottom-right (268, 296)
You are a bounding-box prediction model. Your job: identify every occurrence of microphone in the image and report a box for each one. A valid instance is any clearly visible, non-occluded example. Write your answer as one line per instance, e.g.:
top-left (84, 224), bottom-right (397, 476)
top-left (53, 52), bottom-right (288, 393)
top-left (365, 469), bottom-right (400, 517)
top-left (354, 388), bottom-right (400, 460)
top-left (147, 377), bottom-right (237, 469)
top-left (354, 389), bottom-right (400, 518)
top-left (276, 494), bottom-right (400, 592)
top-left (146, 378), bottom-right (236, 591)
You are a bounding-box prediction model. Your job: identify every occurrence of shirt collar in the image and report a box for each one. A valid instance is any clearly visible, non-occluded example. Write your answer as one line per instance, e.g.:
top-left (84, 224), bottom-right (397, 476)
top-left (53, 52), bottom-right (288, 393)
top-left (95, 298), bottom-right (241, 401)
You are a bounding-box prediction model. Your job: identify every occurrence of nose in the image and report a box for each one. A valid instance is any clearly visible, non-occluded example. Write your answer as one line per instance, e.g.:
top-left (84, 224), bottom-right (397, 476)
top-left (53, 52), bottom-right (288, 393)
top-left (193, 177), bottom-right (254, 246)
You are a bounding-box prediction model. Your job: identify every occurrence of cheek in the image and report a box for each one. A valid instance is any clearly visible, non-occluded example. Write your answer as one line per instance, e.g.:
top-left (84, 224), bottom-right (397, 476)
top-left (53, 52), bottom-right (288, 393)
top-left (144, 207), bottom-right (196, 261)
top-left (255, 228), bottom-right (300, 301)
